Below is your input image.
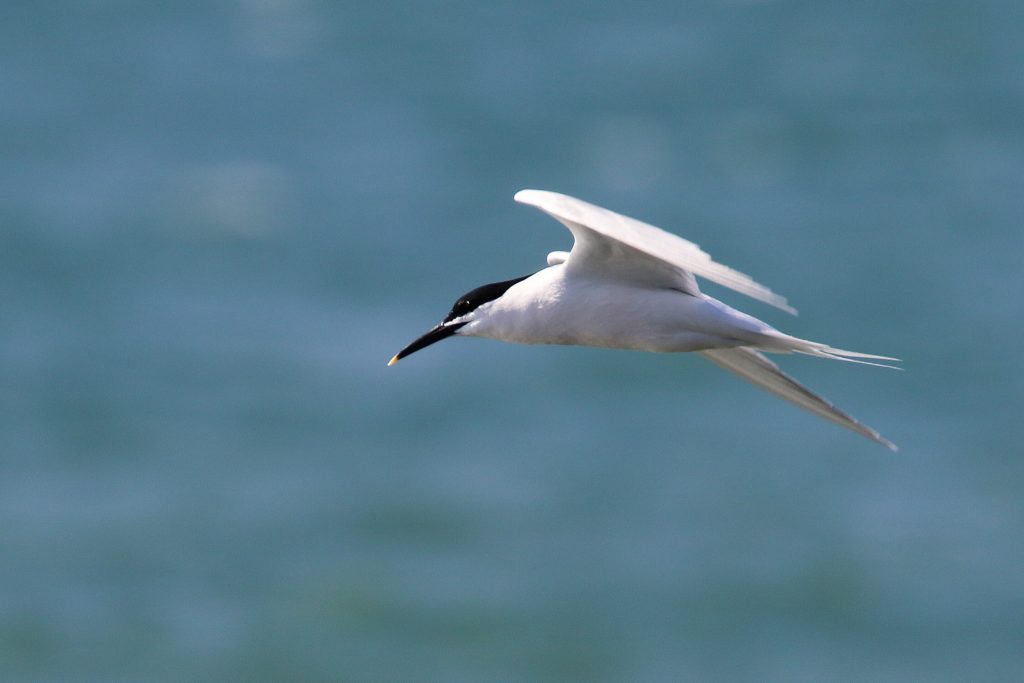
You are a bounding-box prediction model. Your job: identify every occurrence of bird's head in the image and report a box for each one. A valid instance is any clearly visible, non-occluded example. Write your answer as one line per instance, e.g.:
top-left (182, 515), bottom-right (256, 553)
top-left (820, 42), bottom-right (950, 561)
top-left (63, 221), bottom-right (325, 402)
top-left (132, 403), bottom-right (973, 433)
top-left (388, 274), bottom-right (531, 366)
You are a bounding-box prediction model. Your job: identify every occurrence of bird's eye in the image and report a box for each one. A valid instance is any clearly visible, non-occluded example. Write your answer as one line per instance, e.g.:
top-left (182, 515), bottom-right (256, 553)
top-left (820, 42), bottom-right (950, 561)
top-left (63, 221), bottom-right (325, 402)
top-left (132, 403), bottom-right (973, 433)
top-left (448, 300), bottom-right (471, 321)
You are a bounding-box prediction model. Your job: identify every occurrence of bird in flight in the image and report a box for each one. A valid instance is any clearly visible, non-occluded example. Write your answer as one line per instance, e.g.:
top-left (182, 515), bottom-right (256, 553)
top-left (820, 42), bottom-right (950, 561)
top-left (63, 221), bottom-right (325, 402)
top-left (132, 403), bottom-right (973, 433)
top-left (390, 190), bottom-right (899, 450)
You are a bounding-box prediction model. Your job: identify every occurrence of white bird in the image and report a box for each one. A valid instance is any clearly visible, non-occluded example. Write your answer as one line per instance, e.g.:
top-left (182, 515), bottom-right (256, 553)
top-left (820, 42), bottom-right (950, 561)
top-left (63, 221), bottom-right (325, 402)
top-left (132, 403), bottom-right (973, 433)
top-left (390, 190), bottom-right (899, 451)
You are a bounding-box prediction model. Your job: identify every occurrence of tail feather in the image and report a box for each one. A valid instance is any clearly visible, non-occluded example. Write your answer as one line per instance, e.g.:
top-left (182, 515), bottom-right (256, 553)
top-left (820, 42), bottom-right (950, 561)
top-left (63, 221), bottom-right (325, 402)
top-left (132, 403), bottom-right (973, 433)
top-left (797, 348), bottom-right (903, 370)
top-left (761, 334), bottom-right (903, 370)
top-left (700, 347), bottom-right (897, 451)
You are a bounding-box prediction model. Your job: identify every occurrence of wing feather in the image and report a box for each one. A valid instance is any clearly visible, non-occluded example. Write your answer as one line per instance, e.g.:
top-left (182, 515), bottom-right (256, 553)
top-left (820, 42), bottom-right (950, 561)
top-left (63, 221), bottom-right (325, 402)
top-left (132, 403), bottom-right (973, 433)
top-left (515, 189), bottom-right (796, 314)
top-left (700, 347), bottom-right (897, 451)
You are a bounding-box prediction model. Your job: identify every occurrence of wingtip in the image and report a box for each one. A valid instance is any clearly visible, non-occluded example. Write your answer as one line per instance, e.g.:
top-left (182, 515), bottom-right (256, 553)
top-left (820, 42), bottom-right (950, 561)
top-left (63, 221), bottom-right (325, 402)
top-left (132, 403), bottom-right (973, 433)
top-left (514, 188), bottom-right (572, 208)
top-left (870, 429), bottom-right (899, 452)
top-left (513, 189), bottom-right (543, 204)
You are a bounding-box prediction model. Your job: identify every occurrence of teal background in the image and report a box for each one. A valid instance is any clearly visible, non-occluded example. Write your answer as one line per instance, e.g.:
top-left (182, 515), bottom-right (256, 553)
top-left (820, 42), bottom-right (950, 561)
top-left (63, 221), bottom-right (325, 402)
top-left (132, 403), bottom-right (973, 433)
top-left (2, 2), bottom-right (1022, 681)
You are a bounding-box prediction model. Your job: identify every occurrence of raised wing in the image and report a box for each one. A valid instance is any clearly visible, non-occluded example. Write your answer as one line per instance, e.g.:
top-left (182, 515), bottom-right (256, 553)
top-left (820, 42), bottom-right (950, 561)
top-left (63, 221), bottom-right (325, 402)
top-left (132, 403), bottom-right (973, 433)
top-left (514, 189), bottom-right (797, 315)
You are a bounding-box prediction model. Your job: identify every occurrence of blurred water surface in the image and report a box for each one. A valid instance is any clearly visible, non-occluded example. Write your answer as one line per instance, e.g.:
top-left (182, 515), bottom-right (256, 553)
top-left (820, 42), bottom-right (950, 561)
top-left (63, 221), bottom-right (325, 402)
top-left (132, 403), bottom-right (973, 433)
top-left (2, 1), bottom-right (1022, 681)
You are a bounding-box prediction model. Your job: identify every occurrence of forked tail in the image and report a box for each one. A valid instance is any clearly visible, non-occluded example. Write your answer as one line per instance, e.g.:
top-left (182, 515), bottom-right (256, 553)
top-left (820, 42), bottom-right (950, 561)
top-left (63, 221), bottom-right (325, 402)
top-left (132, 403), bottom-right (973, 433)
top-left (756, 332), bottom-right (902, 370)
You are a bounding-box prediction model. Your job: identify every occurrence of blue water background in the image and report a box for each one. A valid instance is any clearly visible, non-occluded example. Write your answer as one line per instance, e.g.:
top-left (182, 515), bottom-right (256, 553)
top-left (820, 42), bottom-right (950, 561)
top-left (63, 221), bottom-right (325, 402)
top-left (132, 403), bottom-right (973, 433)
top-left (2, 1), bottom-right (1022, 681)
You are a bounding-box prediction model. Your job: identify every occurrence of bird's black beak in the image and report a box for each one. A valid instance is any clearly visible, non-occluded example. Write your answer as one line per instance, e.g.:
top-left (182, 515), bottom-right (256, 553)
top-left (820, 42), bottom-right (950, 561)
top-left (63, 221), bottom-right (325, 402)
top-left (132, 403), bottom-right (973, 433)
top-left (388, 321), bottom-right (467, 366)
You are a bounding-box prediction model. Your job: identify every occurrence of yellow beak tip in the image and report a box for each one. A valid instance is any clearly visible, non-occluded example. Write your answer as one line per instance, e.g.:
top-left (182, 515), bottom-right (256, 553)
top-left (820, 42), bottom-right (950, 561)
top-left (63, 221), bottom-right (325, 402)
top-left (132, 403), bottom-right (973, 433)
top-left (387, 355), bottom-right (399, 367)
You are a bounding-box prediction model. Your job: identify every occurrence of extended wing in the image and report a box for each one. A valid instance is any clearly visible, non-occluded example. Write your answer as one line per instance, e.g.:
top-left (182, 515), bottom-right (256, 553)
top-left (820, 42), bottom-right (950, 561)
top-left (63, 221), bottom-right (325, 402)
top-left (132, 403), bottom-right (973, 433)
top-left (701, 347), bottom-right (897, 451)
top-left (514, 189), bottom-right (796, 315)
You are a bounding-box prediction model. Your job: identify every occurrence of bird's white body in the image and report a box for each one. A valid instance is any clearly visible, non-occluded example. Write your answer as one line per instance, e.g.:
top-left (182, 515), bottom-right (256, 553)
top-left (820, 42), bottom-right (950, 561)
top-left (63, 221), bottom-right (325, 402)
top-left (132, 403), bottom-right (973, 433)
top-left (467, 266), bottom-right (778, 353)
top-left (391, 189), bottom-right (899, 450)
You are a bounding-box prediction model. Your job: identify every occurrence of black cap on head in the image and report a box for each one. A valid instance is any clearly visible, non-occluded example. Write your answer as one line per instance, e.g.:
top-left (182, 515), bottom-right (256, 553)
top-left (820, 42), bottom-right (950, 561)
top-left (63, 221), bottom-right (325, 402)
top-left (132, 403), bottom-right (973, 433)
top-left (388, 273), bottom-right (533, 365)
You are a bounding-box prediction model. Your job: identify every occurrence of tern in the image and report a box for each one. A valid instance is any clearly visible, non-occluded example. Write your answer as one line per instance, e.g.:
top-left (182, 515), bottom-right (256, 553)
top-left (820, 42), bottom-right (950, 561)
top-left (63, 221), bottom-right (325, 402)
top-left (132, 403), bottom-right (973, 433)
top-left (390, 190), bottom-right (899, 450)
